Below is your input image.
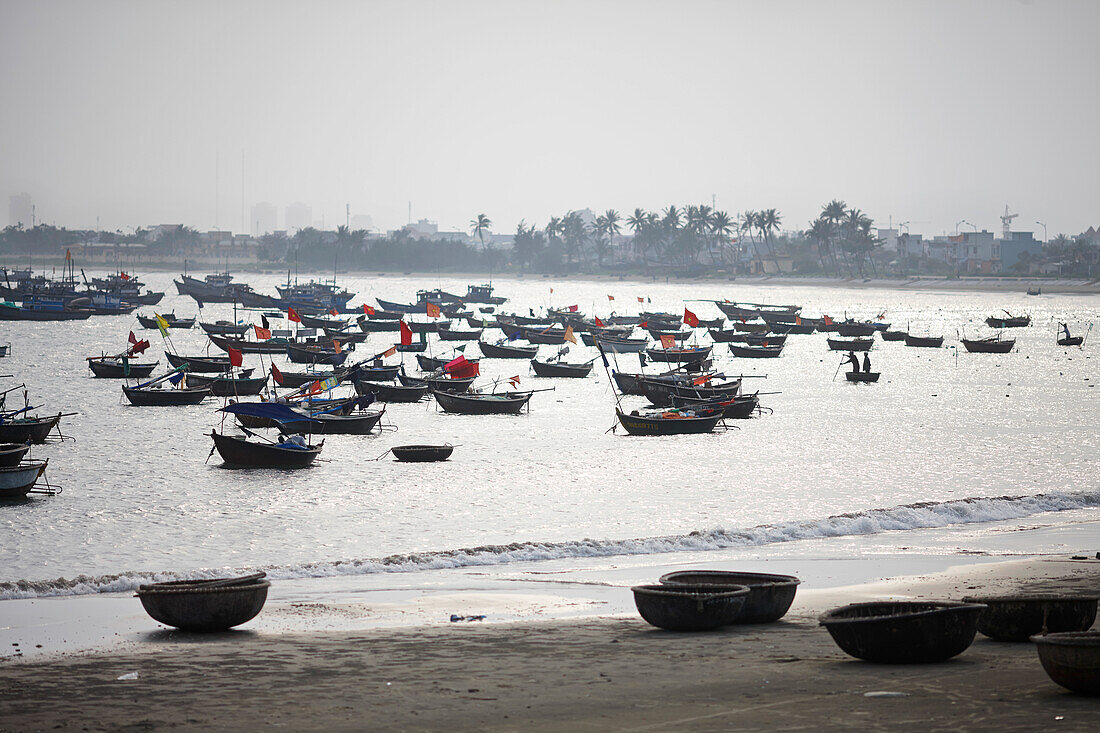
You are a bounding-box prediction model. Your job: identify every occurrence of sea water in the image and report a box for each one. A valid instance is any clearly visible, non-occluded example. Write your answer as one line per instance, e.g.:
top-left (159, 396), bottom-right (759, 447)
top-left (0, 272), bottom-right (1096, 599)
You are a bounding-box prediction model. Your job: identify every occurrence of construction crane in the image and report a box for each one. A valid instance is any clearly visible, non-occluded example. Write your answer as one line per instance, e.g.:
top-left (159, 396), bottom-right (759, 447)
top-left (1001, 205), bottom-right (1018, 239)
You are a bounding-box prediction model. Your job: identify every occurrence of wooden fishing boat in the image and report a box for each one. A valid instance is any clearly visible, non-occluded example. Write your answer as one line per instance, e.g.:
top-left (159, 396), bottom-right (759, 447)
top-left (667, 393), bottom-right (760, 419)
top-left (594, 336), bottom-right (649, 353)
top-left (774, 321), bottom-right (816, 335)
top-left (826, 337), bottom-right (874, 351)
top-left (904, 334), bottom-right (944, 348)
top-left (209, 431), bottom-right (322, 469)
top-left (137, 313), bottom-right (195, 330)
top-left (0, 460), bottom-right (48, 498)
top-left (461, 283), bottom-right (506, 305)
top-left (1058, 335), bottom-right (1084, 347)
top-left (744, 333), bottom-right (786, 346)
top-left (274, 370), bottom-right (338, 389)
top-left (0, 414), bottom-right (61, 444)
top-left (615, 408), bottom-right (723, 435)
top-left (524, 328), bottom-right (569, 345)
top-left (728, 344), bottom-right (783, 358)
top-left (836, 321), bottom-right (881, 337)
top-left (392, 444), bottom-right (454, 462)
top-left (438, 327), bottom-right (483, 342)
top-left (844, 371), bottom-right (881, 383)
top-left (530, 359), bottom-right (593, 378)
top-left (432, 389), bottom-right (533, 415)
top-left (396, 342), bottom-right (428, 352)
top-left (165, 352), bottom-right (235, 373)
top-left (358, 318), bottom-right (401, 333)
top-left (321, 327), bottom-right (368, 345)
top-left (88, 357), bottom-right (159, 378)
top-left (398, 371), bottom-right (475, 393)
top-left (985, 314), bottom-right (1030, 328)
top-left (199, 320), bottom-right (250, 336)
top-left (0, 299), bottom-right (93, 321)
top-left (881, 329), bottom-right (906, 341)
top-left (640, 377), bottom-right (742, 407)
top-left (416, 354), bottom-right (480, 372)
top-left (1026, 287), bottom-right (1042, 296)
top-left (961, 337), bottom-right (1015, 353)
top-left (478, 340), bottom-right (539, 359)
top-left (347, 364), bottom-right (400, 382)
top-left (646, 328), bottom-right (690, 342)
top-left (277, 407), bottom-right (385, 435)
top-left (0, 443), bottom-right (30, 467)
top-left (407, 319), bottom-right (445, 334)
top-left (713, 301), bottom-right (801, 323)
top-left (298, 313), bottom-right (347, 330)
top-left (354, 380), bottom-right (430, 402)
top-left (209, 334), bottom-right (289, 354)
top-left (185, 373), bottom-right (268, 396)
top-left (285, 343), bottom-right (349, 366)
top-left (123, 385), bottom-right (212, 406)
top-left (708, 329), bottom-right (748, 343)
top-left (645, 346), bottom-right (712, 363)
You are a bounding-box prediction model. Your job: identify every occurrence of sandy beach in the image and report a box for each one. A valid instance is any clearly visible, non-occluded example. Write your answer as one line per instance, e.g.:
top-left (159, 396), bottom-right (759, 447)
top-left (2, 556), bottom-right (1097, 732)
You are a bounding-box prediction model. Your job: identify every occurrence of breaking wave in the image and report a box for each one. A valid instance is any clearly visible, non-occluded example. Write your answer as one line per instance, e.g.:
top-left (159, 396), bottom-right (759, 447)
top-left (3, 489), bottom-right (1097, 600)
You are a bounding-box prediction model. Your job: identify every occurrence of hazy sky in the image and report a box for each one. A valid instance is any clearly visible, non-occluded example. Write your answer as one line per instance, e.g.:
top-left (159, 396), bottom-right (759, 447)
top-left (1, 0), bottom-right (1097, 238)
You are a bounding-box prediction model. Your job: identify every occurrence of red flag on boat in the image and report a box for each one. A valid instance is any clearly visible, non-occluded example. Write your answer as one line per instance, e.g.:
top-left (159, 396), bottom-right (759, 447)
top-left (330, 308), bottom-right (339, 317)
top-left (307, 380), bottom-right (323, 395)
top-left (270, 362), bottom-right (284, 385)
top-left (426, 302), bottom-right (441, 318)
top-left (683, 308), bottom-right (699, 327)
top-left (660, 334), bottom-right (676, 349)
top-left (363, 304), bottom-right (375, 316)
top-left (382, 346), bottom-right (396, 357)
top-left (444, 355), bottom-right (467, 371)
top-left (287, 307), bottom-right (302, 323)
top-left (128, 330), bottom-right (138, 346)
top-left (637, 296), bottom-right (644, 303)
top-left (399, 320), bottom-right (413, 346)
top-left (594, 316), bottom-right (605, 328)
top-left (795, 315), bottom-right (802, 325)
top-left (508, 375), bottom-right (521, 387)
top-left (823, 315), bottom-right (834, 326)
top-left (332, 340), bottom-right (342, 353)
top-left (607, 295), bottom-right (615, 301)
top-left (639, 320), bottom-right (647, 328)
top-left (254, 325), bottom-right (271, 340)
top-left (130, 339), bottom-right (150, 355)
top-left (567, 305), bottom-right (578, 312)
top-left (119, 272), bottom-right (130, 281)
top-left (693, 375), bottom-right (710, 386)
top-left (228, 346), bottom-right (243, 367)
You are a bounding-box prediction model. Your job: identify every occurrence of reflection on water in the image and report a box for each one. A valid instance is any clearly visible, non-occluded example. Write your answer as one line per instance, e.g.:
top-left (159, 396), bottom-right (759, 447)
top-left (1, 272), bottom-right (1096, 588)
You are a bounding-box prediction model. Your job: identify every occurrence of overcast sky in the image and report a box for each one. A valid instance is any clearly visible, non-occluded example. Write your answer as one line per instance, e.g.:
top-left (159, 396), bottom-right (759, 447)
top-left (1, 0), bottom-right (1096, 238)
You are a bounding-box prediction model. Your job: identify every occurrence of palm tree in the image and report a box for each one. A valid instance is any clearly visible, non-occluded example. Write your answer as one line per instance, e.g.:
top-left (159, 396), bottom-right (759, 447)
top-left (739, 211), bottom-right (762, 272)
top-left (820, 200), bottom-right (849, 276)
top-left (603, 209), bottom-right (621, 264)
top-left (710, 210), bottom-right (734, 266)
top-left (660, 206), bottom-right (682, 262)
top-left (759, 208), bottom-right (783, 272)
top-left (470, 214), bottom-right (492, 250)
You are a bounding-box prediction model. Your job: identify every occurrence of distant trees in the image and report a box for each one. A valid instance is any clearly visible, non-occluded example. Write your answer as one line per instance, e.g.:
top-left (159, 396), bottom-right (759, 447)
top-left (806, 200), bottom-right (881, 278)
top-left (470, 214), bottom-right (492, 250)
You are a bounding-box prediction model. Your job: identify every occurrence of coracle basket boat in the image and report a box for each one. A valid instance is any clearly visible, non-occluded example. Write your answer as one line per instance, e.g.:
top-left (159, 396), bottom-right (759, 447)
top-left (819, 600), bottom-right (986, 663)
top-left (391, 444), bottom-right (454, 462)
top-left (1031, 631), bottom-right (1100, 695)
top-left (961, 595), bottom-right (1099, 642)
top-left (659, 571), bottom-right (800, 624)
top-left (631, 583), bottom-right (749, 631)
top-left (135, 573), bottom-right (270, 631)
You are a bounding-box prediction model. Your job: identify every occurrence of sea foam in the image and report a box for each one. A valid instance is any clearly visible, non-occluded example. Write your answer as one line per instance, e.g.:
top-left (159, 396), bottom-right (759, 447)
top-left (3, 488), bottom-right (1096, 600)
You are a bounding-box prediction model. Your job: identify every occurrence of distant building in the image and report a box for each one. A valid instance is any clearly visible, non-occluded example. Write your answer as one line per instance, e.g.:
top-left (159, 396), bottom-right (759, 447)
top-left (350, 214), bottom-right (374, 231)
top-left (875, 228), bottom-right (899, 251)
top-left (251, 202), bottom-right (277, 236)
top-left (8, 193), bottom-right (32, 227)
top-left (958, 230), bottom-right (996, 273)
top-left (927, 235), bottom-right (960, 266)
top-left (997, 231), bottom-right (1042, 273)
top-left (898, 233), bottom-right (923, 260)
top-left (285, 202), bottom-right (312, 232)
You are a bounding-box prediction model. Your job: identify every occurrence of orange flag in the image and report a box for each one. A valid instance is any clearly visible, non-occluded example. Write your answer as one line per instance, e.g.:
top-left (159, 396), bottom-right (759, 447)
top-left (254, 325), bottom-right (272, 340)
top-left (382, 346), bottom-right (397, 357)
top-left (607, 294), bottom-right (615, 301)
top-left (563, 325), bottom-right (577, 344)
top-left (332, 339), bottom-right (342, 353)
top-left (426, 302), bottom-right (441, 318)
top-left (660, 334), bottom-right (676, 349)
top-left (637, 297), bottom-right (644, 303)
top-left (823, 315), bottom-right (834, 326)
top-left (329, 308), bottom-right (339, 317)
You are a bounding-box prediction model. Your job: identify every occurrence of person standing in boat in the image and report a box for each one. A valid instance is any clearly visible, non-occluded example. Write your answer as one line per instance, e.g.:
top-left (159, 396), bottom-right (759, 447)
top-left (1059, 322), bottom-right (1072, 341)
top-left (862, 352), bottom-right (872, 373)
top-left (845, 351), bottom-right (860, 373)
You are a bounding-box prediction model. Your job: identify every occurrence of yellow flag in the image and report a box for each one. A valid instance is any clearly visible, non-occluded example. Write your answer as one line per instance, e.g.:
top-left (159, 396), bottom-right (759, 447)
top-left (155, 313), bottom-right (169, 337)
top-left (563, 325), bottom-right (577, 345)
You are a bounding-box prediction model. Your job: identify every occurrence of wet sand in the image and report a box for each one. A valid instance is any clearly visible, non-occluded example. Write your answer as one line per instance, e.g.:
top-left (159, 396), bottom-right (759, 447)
top-left (2, 557), bottom-right (1097, 732)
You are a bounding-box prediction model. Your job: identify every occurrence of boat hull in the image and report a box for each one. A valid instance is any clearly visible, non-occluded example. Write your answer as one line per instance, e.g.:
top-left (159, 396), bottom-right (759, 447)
top-left (0, 460), bottom-right (47, 498)
top-left (530, 359), bottom-right (593, 378)
top-left (432, 390), bottom-right (532, 415)
top-left (210, 432), bottom-right (321, 468)
top-left (0, 415), bottom-right (61, 444)
top-left (615, 409), bottom-right (722, 435)
top-left (123, 386), bottom-right (212, 406)
top-left (961, 338), bottom-right (1015, 353)
top-left (88, 359), bottom-right (159, 378)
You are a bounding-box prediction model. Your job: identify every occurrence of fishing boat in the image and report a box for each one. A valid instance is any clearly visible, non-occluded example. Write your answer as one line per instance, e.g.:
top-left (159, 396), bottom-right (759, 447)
top-left (273, 369), bottom-right (338, 389)
top-left (432, 388), bottom-right (533, 415)
top-left (844, 371), bottom-right (881, 383)
top-left (961, 337), bottom-right (1015, 353)
top-left (1026, 287), bottom-right (1042, 296)
top-left (391, 444), bottom-right (454, 462)
top-left (774, 321), bottom-right (817, 335)
top-left (646, 328), bottom-right (691, 342)
top-left (728, 344), bottom-right (783, 358)
top-left (881, 330), bottom-right (907, 341)
top-left (398, 370), bottom-right (475, 394)
top-left (594, 335), bottom-right (649, 353)
top-left (0, 297), bottom-right (93, 321)
top-left (208, 430), bottom-right (322, 469)
top-left (580, 328), bottom-right (633, 346)
top-left (346, 363), bottom-right (401, 383)
top-left (201, 321), bottom-right (251, 339)
top-left (0, 442), bottom-right (30, 467)
top-left (461, 283), bottom-right (507, 305)
top-left (530, 358), bottom-right (594, 378)
top-left (354, 379), bottom-right (430, 402)
top-left (524, 328), bottom-right (570, 345)
top-left (285, 344), bottom-right (349, 366)
top-left (175, 273), bottom-right (258, 305)
top-left (708, 329), bottom-right (747, 343)
top-left (298, 313), bottom-right (348, 330)
top-left (416, 354), bottom-right (480, 372)
top-left (712, 301), bottom-right (801, 323)
top-left (0, 460), bottom-right (49, 499)
top-left (165, 352), bottom-right (236, 373)
top-left (904, 334), bottom-right (944, 348)
top-left (744, 333), bottom-right (787, 346)
top-left (731, 321), bottom-right (769, 333)
top-left (985, 313), bottom-right (1031, 328)
top-left (836, 321), bottom-right (880, 337)
top-left (87, 357), bottom-right (158, 379)
top-left (645, 346), bottom-right (712, 363)
top-left (184, 373), bottom-right (268, 397)
top-left (277, 406), bottom-right (385, 435)
top-left (615, 408), bottom-right (723, 435)
top-left (438, 326), bottom-right (483, 342)
top-left (358, 318), bottom-right (401, 333)
top-left (1058, 335), bottom-right (1084, 347)
top-left (827, 337), bottom-right (874, 351)
top-left (137, 313), bottom-right (195, 330)
top-left (123, 384), bottom-right (212, 406)
top-left (209, 334), bottom-right (289, 354)
top-left (478, 340), bottom-right (539, 359)
top-left (0, 414), bottom-right (62, 444)
top-left (667, 393), bottom-right (760, 419)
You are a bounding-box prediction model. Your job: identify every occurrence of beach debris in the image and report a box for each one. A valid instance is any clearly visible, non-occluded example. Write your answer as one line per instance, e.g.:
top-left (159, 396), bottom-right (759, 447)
top-left (117, 672), bottom-right (140, 681)
top-left (864, 691), bottom-right (909, 698)
top-left (449, 614), bottom-right (487, 622)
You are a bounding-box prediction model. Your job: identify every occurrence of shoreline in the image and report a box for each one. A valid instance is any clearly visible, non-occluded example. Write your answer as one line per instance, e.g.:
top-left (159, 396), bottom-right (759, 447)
top-left (2, 555), bottom-right (1097, 731)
